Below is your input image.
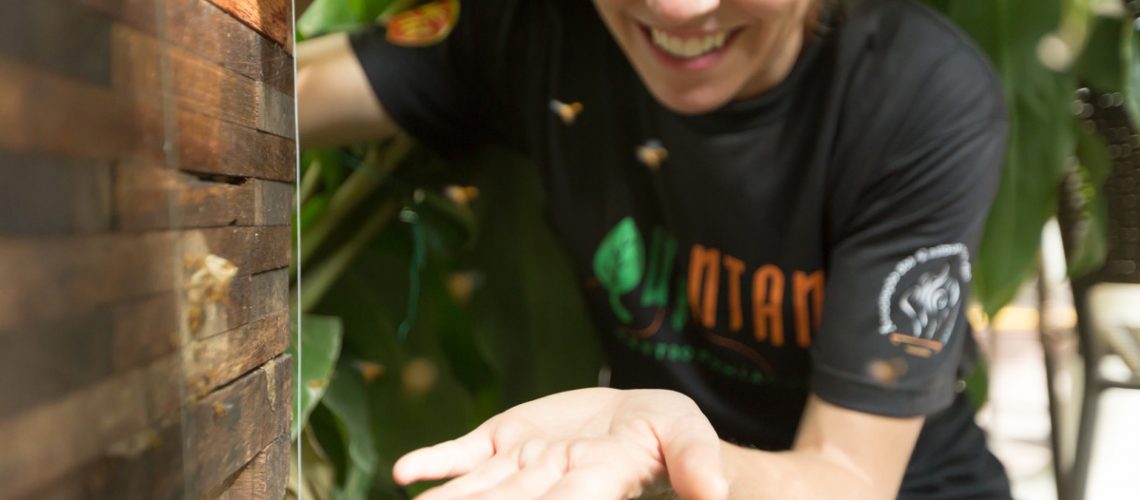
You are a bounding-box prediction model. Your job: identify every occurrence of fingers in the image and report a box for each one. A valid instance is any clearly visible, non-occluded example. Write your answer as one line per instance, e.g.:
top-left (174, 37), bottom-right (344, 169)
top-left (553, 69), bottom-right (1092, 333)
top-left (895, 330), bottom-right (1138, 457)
top-left (415, 435), bottom-right (664, 500)
top-left (415, 454), bottom-right (520, 500)
top-left (467, 451), bottom-right (567, 500)
top-left (658, 413), bottom-right (729, 500)
top-left (538, 463), bottom-right (630, 500)
top-left (418, 440), bottom-right (566, 500)
top-left (393, 430), bottom-right (494, 485)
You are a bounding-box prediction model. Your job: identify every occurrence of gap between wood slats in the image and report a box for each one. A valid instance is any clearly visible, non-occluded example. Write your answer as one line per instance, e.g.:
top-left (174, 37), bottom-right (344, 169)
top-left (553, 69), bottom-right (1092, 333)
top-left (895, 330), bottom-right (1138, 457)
top-left (114, 162), bottom-right (294, 231)
top-left (0, 354), bottom-right (293, 500)
top-left (0, 226), bottom-right (291, 331)
top-left (0, 268), bottom-right (289, 420)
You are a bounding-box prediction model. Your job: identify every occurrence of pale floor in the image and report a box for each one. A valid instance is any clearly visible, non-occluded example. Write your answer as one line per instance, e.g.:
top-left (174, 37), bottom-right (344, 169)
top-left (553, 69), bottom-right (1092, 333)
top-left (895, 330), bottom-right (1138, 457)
top-left (979, 294), bottom-right (1140, 500)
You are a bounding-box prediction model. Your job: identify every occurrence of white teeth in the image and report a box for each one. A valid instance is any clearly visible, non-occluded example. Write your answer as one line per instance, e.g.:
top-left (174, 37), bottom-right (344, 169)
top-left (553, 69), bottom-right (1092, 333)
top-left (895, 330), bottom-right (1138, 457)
top-left (649, 27), bottom-right (729, 59)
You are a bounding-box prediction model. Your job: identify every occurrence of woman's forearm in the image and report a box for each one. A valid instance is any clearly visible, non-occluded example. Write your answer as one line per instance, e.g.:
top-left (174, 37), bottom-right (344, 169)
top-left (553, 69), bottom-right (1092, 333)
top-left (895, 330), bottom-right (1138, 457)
top-left (719, 441), bottom-right (885, 500)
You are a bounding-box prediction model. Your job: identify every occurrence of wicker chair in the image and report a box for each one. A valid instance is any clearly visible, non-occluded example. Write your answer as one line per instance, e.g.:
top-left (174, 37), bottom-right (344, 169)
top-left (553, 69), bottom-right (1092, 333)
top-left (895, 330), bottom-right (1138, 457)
top-left (1051, 85), bottom-right (1140, 500)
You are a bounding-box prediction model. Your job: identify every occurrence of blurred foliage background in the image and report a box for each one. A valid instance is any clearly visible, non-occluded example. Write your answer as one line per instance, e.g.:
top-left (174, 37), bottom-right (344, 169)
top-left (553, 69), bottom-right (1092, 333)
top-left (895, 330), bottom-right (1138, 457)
top-left (289, 0), bottom-right (1135, 498)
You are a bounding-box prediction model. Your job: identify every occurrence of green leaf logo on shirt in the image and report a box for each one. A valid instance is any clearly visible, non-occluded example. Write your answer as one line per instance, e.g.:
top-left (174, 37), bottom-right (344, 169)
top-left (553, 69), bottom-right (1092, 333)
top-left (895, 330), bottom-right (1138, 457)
top-left (593, 217), bottom-right (645, 323)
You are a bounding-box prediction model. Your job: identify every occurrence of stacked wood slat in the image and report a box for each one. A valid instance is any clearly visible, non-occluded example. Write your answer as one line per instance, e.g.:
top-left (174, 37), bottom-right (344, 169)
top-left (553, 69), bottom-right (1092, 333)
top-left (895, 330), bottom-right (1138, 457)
top-left (0, 0), bottom-right (295, 498)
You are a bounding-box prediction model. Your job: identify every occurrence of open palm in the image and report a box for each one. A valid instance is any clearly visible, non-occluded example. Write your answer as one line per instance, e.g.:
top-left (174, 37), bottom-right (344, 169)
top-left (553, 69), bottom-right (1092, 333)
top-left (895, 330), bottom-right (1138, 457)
top-left (393, 388), bottom-right (729, 500)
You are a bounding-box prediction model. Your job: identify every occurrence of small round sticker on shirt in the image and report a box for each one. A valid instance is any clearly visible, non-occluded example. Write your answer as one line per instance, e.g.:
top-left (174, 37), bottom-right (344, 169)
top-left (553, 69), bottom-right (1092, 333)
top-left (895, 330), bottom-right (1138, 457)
top-left (877, 244), bottom-right (971, 358)
top-left (385, 0), bottom-right (460, 47)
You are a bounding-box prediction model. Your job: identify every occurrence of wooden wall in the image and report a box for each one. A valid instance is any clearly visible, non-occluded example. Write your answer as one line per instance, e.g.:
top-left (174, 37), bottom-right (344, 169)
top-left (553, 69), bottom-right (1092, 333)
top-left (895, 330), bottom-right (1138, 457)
top-left (0, 0), bottom-right (295, 498)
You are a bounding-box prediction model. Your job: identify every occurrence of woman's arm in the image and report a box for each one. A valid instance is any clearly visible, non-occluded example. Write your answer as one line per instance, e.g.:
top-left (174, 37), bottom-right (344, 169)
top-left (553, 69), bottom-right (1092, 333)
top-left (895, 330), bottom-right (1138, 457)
top-left (392, 388), bottom-right (923, 500)
top-left (296, 33), bottom-right (400, 149)
top-left (721, 395), bottom-right (923, 499)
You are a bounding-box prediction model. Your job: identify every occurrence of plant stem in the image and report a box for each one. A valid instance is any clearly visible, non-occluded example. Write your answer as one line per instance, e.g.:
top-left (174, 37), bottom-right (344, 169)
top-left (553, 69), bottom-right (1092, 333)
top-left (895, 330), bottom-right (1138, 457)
top-left (300, 135), bottom-right (413, 265)
top-left (299, 158), bottom-right (322, 206)
top-left (302, 201), bottom-right (400, 312)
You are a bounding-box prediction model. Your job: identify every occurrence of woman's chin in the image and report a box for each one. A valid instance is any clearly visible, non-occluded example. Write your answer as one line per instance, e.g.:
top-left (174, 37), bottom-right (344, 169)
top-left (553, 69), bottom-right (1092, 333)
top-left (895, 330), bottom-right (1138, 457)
top-left (647, 84), bottom-right (737, 115)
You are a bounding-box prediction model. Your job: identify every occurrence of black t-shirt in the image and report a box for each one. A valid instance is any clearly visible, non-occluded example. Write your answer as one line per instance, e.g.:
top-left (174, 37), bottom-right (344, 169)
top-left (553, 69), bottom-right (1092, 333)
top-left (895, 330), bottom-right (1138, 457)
top-left (352, 0), bottom-right (1012, 497)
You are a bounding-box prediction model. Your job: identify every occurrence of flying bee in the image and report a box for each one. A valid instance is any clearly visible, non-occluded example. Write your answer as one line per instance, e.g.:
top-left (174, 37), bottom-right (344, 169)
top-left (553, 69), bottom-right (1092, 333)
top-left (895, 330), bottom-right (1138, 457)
top-left (549, 100), bottom-right (584, 124)
top-left (637, 139), bottom-right (668, 170)
top-left (354, 360), bottom-right (385, 383)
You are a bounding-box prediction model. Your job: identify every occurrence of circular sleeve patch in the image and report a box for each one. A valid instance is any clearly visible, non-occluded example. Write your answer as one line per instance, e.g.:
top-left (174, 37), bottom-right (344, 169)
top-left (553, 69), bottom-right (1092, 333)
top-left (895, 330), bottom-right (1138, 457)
top-left (385, 0), bottom-right (461, 47)
top-left (877, 244), bottom-right (971, 358)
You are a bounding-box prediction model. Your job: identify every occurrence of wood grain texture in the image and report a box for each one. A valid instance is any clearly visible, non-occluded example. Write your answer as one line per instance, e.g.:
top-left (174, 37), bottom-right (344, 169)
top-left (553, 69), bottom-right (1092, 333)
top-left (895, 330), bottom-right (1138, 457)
top-left (27, 418), bottom-right (185, 500)
top-left (0, 1), bottom-right (112, 85)
top-left (0, 232), bottom-right (177, 330)
top-left (0, 56), bottom-right (162, 161)
top-left (194, 268), bottom-right (290, 340)
top-left (0, 357), bottom-right (180, 499)
top-left (207, 0), bottom-right (293, 53)
top-left (0, 309), bottom-right (115, 420)
top-left (113, 292), bottom-right (182, 372)
top-left (184, 226), bottom-right (293, 276)
top-left (2, 0), bottom-right (295, 496)
top-left (111, 24), bottom-right (295, 139)
top-left (114, 163), bottom-right (294, 230)
top-left (0, 227), bottom-right (288, 330)
top-left (76, 0), bottom-right (158, 35)
top-left (184, 355), bottom-right (293, 498)
top-left (186, 310), bottom-right (291, 397)
top-left (178, 107), bottom-right (296, 182)
top-left (0, 151), bottom-right (112, 234)
top-left (81, 0), bottom-right (294, 96)
top-left (166, 0), bottom-right (294, 96)
top-left (215, 436), bottom-right (290, 500)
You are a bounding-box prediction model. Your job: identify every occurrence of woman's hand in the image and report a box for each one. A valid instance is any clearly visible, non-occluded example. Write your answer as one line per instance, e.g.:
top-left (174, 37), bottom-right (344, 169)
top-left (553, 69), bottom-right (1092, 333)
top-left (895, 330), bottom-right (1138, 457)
top-left (393, 388), bottom-right (729, 500)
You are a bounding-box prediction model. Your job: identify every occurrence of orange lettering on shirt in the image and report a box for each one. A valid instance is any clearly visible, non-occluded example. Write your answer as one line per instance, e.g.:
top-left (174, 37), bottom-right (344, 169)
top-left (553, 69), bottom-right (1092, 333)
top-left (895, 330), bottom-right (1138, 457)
top-left (793, 270), bottom-right (825, 348)
top-left (688, 245), bottom-right (720, 329)
top-left (723, 255), bottom-right (746, 332)
top-left (751, 265), bottom-right (785, 346)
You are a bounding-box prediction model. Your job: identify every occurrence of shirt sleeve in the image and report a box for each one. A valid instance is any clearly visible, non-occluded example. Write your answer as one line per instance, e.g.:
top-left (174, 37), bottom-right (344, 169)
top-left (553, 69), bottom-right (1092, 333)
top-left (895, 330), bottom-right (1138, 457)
top-left (348, 0), bottom-right (534, 156)
top-left (809, 52), bottom-right (1009, 417)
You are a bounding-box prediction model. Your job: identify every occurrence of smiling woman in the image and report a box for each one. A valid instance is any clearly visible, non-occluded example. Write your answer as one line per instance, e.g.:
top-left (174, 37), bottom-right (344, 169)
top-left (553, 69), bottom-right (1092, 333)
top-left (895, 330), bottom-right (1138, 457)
top-left (591, 0), bottom-right (819, 113)
top-left (295, 0), bottom-right (1111, 497)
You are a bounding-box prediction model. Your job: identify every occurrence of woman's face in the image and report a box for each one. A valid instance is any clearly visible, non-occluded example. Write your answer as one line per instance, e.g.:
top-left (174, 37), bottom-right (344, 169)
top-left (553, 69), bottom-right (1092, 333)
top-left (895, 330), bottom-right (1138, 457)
top-left (593, 0), bottom-right (815, 114)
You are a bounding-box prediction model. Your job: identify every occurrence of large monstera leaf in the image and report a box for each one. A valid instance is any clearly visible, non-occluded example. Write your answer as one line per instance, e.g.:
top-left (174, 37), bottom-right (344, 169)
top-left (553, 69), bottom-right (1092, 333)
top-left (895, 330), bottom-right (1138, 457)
top-left (935, 0), bottom-right (1077, 315)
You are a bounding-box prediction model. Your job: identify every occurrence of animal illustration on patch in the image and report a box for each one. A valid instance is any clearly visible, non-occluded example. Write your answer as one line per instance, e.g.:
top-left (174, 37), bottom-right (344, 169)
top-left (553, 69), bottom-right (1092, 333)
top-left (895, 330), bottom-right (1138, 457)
top-left (878, 244), bottom-right (971, 357)
top-left (897, 264), bottom-right (960, 344)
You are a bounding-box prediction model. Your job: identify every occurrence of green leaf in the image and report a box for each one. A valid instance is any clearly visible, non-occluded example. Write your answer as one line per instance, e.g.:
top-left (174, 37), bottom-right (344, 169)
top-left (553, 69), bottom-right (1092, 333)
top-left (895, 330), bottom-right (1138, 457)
top-left (1125, 16), bottom-right (1140, 130)
top-left (464, 149), bottom-right (603, 406)
top-left (592, 217), bottom-right (645, 323)
top-left (1067, 123), bottom-right (1112, 277)
top-left (298, 0), bottom-right (403, 38)
top-left (298, 0), bottom-right (365, 38)
top-left (947, 0), bottom-right (1077, 315)
top-left (317, 149), bottom-right (350, 195)
top-left (1076, 15), bottom-right (1126, 93)
top-left (301, 194), bottom-right (331, 230)
top-left (290, 315), bottom-right (344, 438)
top-left (322, 364), bottom-right (380, 500)
top-left (312, 224), bottom-right (488, 496)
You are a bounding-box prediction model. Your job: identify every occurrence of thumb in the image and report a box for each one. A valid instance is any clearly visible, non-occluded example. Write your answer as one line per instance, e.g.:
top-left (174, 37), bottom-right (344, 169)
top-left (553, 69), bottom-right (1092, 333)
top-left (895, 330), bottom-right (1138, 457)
top-left (659, 413), bottom-right (729, 500)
